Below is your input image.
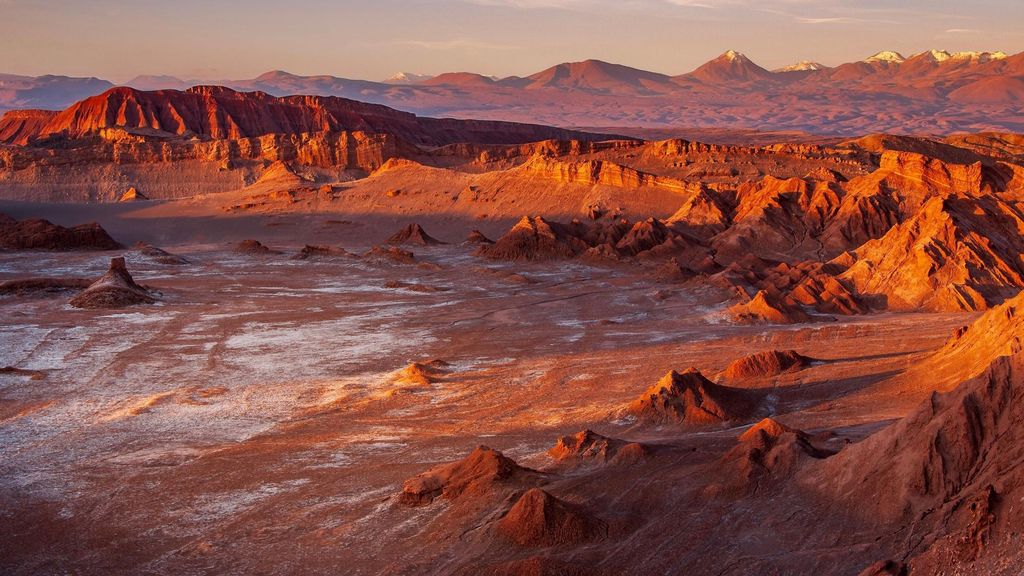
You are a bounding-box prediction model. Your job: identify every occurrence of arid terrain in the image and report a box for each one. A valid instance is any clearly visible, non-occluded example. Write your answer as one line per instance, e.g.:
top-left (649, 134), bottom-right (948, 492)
top-left (2, 77), bottom-right (1024, 576)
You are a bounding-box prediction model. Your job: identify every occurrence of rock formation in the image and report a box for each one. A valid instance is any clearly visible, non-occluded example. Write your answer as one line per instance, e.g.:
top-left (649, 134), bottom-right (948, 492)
top-left (387, 223), bottom-right (444, 246)
top-left (727, 290), bottom-right (811, 325)
top-left (476, 216), bottom-right (589, 261)
top-left (118, 187), bottom-right (147, 202)
top-left (626, 368), bottom-right (758, 426)
top-left (547, 430), bottom-right (647, 466)
top-left (291, 244), bottom-right (353, 260)
top-left (68, 257), bottom-right (157, 309)
top-left (722, 350), bottom-right (815, 379)
top-left (837, 195), bottom-right (1024, 311)
top-left (0, 214), bottom-right (120, 250)
top-left (495, 488), bottom-right (607, 547)
top-left (134, 242), bottom-right (189, 265)
top-left (233, 239), bottom-right (280, 255)
top-left (400, 446), bottom-right (543, 506)
top-left (14, 85), bottom-right (601, 147)
top-left (363, 245), bottom-right (416, 264)
top-left (0, 277), bottom-right (92, 296)
top-left (465, 230), bottom-right (494, 245)
top-left (719, 418), bottom-right (834, 493)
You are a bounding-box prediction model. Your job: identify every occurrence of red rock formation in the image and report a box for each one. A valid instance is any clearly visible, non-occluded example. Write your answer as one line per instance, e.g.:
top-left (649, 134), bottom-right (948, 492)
top-left (727, 290), bottom-right (811, 325)
top-left (614, 218), bottom-right (671, 256)
top-left (547, 430), bottom-right (647, 466)
top-left (719, 418), bottom-right (834, 493)
top-left (232, 239), bottom-right (280, 255)
top-left (465, 229), bottom-right (494, 244)
top-left (290, 245), bottom-right (353, 260)
top-left (0, 277), bottom-right (92, 296)
top-left (626, 368), bottom-right (758, 426)
top-left (134, 242), bottom-right (189, 265)
top-left (808, 350), bottom-right (1024, 573)
top-left (495, 488), bottom-right (607, 547)
top-left (21, 86), bottom-right (601, 147)
top-left (722, 350), bottom-right (815, 379)
top-left (118, 187), bottom-right (146, 202)
top-left (838, 195), bottom-right (1024, 311)
top-left (363, 245), bottom-right (416, 264)
top-left (517, 155), bottom-right (690, 192)
top-left (476, 216), bottom-right (589, 261)
top-left (387, 223), bottom-right (444, 246)
top-left (0, 109), bottom-right (58, 145)
top-left (69, 257), bottom-right (157, 309)
top-left (400, 446), bottom-right (542, 506)
top-left (0, 214), bottom-right (120, 250)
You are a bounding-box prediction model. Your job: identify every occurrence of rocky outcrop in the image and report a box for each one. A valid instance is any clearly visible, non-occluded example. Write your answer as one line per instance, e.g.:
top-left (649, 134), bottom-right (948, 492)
top-left (808, 349), bottom-right (1024, 572)
top-left (495, 488), bottom-right (607, 547)
top-left (400, 446), bottom-right (543, 506)
top-left (465, 230), bottom-right (494, 245)
top-left (547, 430), bottom-right (647, 466)
top-left (69, 257), bottom-right (157, 309)
top-left (387, 223), bottom-right (444, 246)
top-left (0, 109), bottom-right (58, 145)
top-left (118, 187), bottom-right (147, 202)
top-left (626, 368), bottom-right (758, 426)
top-left (134, 242), bottom-right (189, 265)
top-left (233, 239), bottom-right (280, 255)
top-left (722, 350), bottom-right (815, 379)
top-left (362, 245), bottom-right (416, 264)
top-left (290, 244), bottom-right (353, 260)
top-left (718, 418), bottom-right (835, 494)
top-left (727, 290), bottom-right (811, 325)
top-left (838, 195), bottom-right (1024, 311)
top-left (0, 277), bottom-right (91, 296)
top-left (517, 156), bottom-right (691, 192)
top-left (19, 86), bottom-right (601, 147)
top-left (0, 214), bottom-right (120, 251)
top-left (476, 216), bottom-right (589, 261)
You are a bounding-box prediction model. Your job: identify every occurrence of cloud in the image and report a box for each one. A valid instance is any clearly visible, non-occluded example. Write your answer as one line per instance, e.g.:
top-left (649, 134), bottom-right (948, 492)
top-left (394, 38), bottom-right (522, 51)
top-left (944, 28), bottom-right (981, 34)
top-left (796, 16), bottom-right (863, 24)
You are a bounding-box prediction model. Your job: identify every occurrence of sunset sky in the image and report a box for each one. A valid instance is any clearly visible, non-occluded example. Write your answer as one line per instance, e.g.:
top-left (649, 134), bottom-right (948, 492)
top-left (3, 0), bottom-right (1023, 81)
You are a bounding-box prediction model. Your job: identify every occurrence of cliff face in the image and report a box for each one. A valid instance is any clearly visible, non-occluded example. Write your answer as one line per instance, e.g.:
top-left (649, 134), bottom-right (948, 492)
top-left (0, 129), bottom-right (401, 172)
top-left (518, 156), bottom-right (692, 192)
top-left (0, 110), bottom-right (58, 146)
top-left (8, 86), bottom-right (601, 147)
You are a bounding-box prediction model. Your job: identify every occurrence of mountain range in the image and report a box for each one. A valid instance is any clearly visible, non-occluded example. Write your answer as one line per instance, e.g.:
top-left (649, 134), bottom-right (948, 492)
top-left (2, 49), bottom-right (1022, 135)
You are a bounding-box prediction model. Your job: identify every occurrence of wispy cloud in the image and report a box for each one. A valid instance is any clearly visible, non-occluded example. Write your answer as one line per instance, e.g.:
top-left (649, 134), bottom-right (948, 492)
top-left (944, 28), bottom-right (981, 34)
top-left (796, 16), bottom-right (863, 24)
top-left (394, 38), bottom-right (522, 51)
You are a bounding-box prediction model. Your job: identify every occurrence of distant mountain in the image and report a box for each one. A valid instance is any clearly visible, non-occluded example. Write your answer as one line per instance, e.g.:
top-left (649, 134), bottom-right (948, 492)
top-left (683, 50), bottom-right (774, 83)
top-left (2, 48), bottom-right (1022, 135)
top-left (384, 72), bottom-right (434, 84)
top-left (0, 73), bottom-right (113, 113)
top-left (1, 85), bottom-right (603, 146)
top-left (774, 61), bottom-right (828, 73)
top-left (864, 50), bottom-right (906, 64)
top-left (522, 59), bottom-right (677, 95)
top-left (419, 72), bottom-right (498, 87)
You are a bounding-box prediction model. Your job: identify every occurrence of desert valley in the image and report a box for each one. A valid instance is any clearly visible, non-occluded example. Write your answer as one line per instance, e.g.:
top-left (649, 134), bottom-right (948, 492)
top-left (3, 4), bottom-right (1024, 574)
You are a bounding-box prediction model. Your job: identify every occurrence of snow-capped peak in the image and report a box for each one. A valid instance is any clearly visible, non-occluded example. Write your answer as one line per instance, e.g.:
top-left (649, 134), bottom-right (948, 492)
top-left (384, 72), bottom-right (434, 84)
top-left (865, 51), bottom-right (906, 63)
top-left (774, 61), bottom-right (827, 72)
top-left (925, 49), bottom-right (952, 62)
top-left (722, 50), bottom-right (746, 62)
top-left (949, 51), bottom-right (1008, 63)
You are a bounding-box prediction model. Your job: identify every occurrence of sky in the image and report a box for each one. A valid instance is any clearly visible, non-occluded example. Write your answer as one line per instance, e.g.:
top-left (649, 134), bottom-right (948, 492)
top-left (2, 0), bottom-right (1023, 82)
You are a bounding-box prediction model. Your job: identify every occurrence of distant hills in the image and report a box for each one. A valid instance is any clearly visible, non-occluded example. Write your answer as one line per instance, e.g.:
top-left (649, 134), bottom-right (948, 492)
top-left (2, 49), bottom-right (1023, 135)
